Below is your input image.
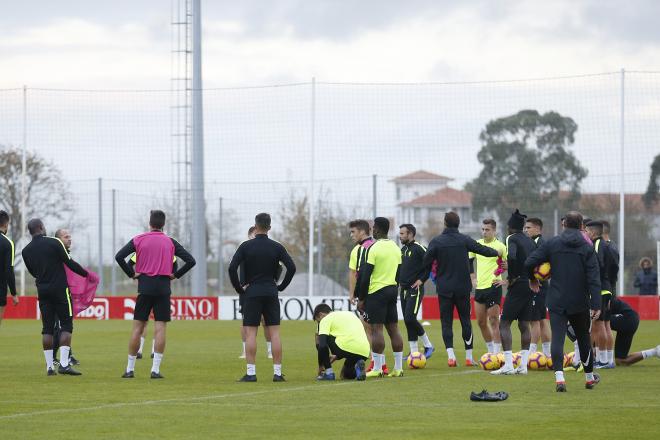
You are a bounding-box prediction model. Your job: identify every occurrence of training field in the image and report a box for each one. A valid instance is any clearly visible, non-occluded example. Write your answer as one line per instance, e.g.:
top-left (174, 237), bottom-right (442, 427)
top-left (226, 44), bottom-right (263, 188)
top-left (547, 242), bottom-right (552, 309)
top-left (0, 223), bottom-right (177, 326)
top-left (2, 319), bottom-right (660, 439)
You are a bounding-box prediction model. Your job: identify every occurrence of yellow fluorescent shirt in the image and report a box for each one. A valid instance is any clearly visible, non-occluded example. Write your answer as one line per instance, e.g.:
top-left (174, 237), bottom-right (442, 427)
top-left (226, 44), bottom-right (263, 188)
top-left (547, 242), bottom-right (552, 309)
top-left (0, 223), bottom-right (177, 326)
top-left (366, 239), bottom-right (401, 294)
top-left (318, 311), bottom-right (371, 358)
top-left (468, 238), bottom-right (507, 290)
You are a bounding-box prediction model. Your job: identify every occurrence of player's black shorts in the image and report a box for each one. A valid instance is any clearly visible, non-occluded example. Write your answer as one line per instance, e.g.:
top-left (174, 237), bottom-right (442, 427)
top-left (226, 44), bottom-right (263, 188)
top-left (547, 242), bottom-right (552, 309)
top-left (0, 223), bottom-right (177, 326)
top-left (474, 286), bottom-right (502, 309)
top-left (134, 294), bottom-right (171, 322)
top-left (611, 314), bottom-right (639, 359)
top-left (38, 288), bottom-right (73, 335)
top-left (0, 293), bottom-right (7, 307)
top-left (238, 294), bottom-right (244, 315)
top-left (529, 291), bottom-right (547, 321)
top-left (501, 281), bottom-right (533, 322)
top-left (243, 295), bottom-right (280, 327)
top-left (364, 285), bottom-right (398, 324)
top-left (597, 294), bottom-right (612, 321)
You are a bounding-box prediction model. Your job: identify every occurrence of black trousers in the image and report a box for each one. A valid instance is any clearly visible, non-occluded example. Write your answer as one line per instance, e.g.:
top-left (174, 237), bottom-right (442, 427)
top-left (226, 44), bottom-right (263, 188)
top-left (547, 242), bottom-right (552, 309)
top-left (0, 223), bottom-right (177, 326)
top-left (400, 286), bottom-right (425, 342)
top-left (318, 336), bottom-right (368, 379)
top-left (439, 293), bottom-right (473, 350)
top-left (549, 310), bottom-right (594, 373)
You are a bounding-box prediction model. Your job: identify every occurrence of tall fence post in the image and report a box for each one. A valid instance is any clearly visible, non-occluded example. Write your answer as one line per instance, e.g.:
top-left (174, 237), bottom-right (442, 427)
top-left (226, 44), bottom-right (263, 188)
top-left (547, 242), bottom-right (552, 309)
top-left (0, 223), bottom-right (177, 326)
top-left (307, 77), bottom-right (316, 298)
top-left (618, 68), bottom-right (625, 295)
top-left (111, 189), bottom-right (116, 296)
top-left (20, 85), bottom-right (27, 296)
top-left (372, 174), bottom-right (377, 218)
top-left (98, 177), bottom-right (104, 294)
top-left (218, 197), bottom-right (224, 296)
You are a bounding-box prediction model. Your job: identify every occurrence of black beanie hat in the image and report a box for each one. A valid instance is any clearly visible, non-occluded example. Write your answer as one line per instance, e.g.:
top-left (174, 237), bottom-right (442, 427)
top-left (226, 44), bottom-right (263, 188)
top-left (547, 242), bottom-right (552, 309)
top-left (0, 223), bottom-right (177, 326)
top-left (508, 209), bottom-right (527, 230)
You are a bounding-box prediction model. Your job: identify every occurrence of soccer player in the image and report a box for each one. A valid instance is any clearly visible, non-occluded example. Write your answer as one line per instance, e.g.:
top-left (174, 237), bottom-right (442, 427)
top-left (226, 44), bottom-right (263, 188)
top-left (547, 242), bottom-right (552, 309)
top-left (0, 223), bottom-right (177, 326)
top-left (413, 212), bottom-right (500, 367)
top-left (524, 217), bottom-right (552, 358)
top-left (52, 229), bottom-right (80, 366)
top-left (355, 217), bottom-right (405, 378)
top-left (22, 218), bottom-right (97, 376)
top-left (0, 210), bottom-right (19, 328)
top-left (116, 210), bottom-right (196, 379)
top-left (609, 297), bottom-right (660, 366)
top-left (469, 218), bottom-right (507, 355)
top-left (238, 226), bottom-right (273, 359)
top-left (525, 211), bottom-right (602, 392)
top-left (585, 220), bottom-right (618, 369)
top-left (398, 223), bottom-right (434, 358)
top-left (491, 210), bottom-right (536, 375)
top-left (314, 304), bottom-right (369, 381)
top-left (228, 213), bottom-right (296, 382)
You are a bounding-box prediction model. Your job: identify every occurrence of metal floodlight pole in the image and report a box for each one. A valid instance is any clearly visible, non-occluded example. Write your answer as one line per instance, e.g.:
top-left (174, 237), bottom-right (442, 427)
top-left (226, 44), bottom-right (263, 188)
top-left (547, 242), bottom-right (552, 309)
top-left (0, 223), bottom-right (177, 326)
top-left (218, 197), bottom-right (224, 296)
top-left (191, 0), bottom-right (207, 297)
top-left (111, 189), bottom-right (117, 296)
top-left (372, 174), bottom-right (377, 218)
top-left (618, 68), bottom-right (625, 295)
top-left (20, 85), bottom-right (27, 296)
top-left (98, 178), bottom-right (104, 293)
top-left (307, 78), bottom-right (317, 298)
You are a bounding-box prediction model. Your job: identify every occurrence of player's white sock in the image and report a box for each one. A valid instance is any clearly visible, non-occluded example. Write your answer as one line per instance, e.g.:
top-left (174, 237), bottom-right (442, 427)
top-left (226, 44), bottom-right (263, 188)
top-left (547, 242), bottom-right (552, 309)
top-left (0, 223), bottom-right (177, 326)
top-left (486, 341), bottom-right (494, 354)
top-left (607, 350), bottom-right (614, 364)
top-left (60, 346), bottom-right (71, 368)
top-left (151, 352), bottom-right (163, 373)
top-left (151, 340), bottom-right (155, 356)
top-left (529, 343), bottom-right (537, 354)
top-left (504, 351), bottom-right (513, 369)
top-left (573, 342), bottom-right (581, 366)
top-left (44, 349), bottom-right (54, 370)
top-left (380, 353), bottom-right (387, 367)
top-left (373, 352), bottom-right (384, 371)
top-left (542, 342), bottom-right (551, 357)
top-left (138, 336), bottom-right (145, 355)
top-left (466, 349), bottom-right (474, 362)
top-left (126, 354), bottom-right (136, 372)
top-left (325, 367), bottom-right (334, 375)
top-left (599, 349), bottom-right (608, 364)
top-left (494, 343), bottom-right (502, 354)
top-left (555, 371), bottom-right (565, 383)
top-left (247, 363), bottom-right (256, 375)
top-left (586, 372), bottom-right (595, 382)
top-left (520, 350), bottom-right (529, 369)
top-left (421, 333), bottom-right (433, 348)
top-left (267, 341), bottom-right (272, 355)
top-left (641, 348), bottom-right (657, 359)
top-left (394, 352), bottom-right (403, 370)
top-left (447, 348), bottom-right (456, 360)
top-left (273, 364), bottom-right (282, 376)
top-left (409, 341), bottom-right (419, 353)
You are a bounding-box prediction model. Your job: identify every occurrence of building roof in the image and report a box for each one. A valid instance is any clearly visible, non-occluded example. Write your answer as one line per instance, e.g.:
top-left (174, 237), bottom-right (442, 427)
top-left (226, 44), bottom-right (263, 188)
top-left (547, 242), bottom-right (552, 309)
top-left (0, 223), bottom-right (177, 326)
top-left (391, 170), bottom-right (453, 183)
top-left (400, 187), bottom-right (472, 207)
top-left (575, 192), bottom-right (660, 215)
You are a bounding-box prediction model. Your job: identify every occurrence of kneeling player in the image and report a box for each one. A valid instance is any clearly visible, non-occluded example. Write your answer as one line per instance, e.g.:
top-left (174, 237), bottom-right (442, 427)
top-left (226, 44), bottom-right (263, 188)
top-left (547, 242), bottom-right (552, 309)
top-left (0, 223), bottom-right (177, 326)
top-left (314, 304), bottom-right (369, 381)
top-left (610, 297), bottom-right (660, 366)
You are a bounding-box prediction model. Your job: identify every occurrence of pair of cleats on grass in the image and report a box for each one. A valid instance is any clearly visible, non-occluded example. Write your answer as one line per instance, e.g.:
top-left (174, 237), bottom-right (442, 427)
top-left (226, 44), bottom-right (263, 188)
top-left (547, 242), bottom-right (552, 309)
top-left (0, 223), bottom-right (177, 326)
top-left (238, 374), bottom-right (285, 382)
top-left (317, 359), bottom-right (369, 381)
top-left (121, 371), bottom-right (164, 379)
top-left (556, 373), bottom-right (600, 392)
top-left (47, 364), bottom-right (82, 376)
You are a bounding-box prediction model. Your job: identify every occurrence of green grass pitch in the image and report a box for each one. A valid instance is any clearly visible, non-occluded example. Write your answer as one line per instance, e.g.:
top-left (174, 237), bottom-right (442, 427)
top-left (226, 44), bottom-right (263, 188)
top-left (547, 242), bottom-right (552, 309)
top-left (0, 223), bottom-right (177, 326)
top-left (2, 319), bottom-right (660, 439)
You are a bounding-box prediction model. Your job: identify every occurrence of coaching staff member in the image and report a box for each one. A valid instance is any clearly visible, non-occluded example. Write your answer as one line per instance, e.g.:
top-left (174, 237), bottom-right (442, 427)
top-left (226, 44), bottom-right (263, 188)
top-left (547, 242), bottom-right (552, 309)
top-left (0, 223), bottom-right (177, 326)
top-left (525, 211), bottom-right (602, 392)
top-left (229, 213), bottom-right (296, 383)
top-left (22, 218), bottom-right (98, 376)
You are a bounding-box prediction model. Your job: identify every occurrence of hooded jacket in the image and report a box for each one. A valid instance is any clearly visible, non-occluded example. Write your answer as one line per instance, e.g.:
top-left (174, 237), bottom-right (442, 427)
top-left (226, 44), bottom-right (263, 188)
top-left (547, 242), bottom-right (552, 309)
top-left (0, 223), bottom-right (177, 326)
top-left (525, 228), bottom-right (601, 314)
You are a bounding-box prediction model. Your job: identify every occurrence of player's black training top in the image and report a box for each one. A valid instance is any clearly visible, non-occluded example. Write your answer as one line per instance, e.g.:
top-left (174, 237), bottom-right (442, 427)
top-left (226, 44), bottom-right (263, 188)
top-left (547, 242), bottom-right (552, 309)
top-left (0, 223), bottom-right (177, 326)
top-left (506, 232), bottom-right (535, 282)
top-left (525, 228), bottom-right (601, 314)
top-left (420, 227), bottom-right (499, 297)
top-left (228, 234), bottom-right (296, 297)
top-left (606, 240), bottom-right (620, 291)
top-left (115, 239), bottom-right (195, 296)
top-left (22, 234), bottom-right (88, 293)
top-left (593, 237), bottom-right (618, 293)
top-left (399, 241), bottom-right (426, 287)
top-left (0, 231), bottom-right (17, 297)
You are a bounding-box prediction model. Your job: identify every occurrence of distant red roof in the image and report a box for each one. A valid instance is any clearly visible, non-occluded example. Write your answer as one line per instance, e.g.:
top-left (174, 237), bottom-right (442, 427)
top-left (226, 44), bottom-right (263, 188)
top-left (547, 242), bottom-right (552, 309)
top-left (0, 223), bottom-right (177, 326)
top-left (400, 187), bottom-right (472, 207)
top-left (391, 170), bottom-right (453, 183)
top-left (575, 192), bottom-right (660, 214)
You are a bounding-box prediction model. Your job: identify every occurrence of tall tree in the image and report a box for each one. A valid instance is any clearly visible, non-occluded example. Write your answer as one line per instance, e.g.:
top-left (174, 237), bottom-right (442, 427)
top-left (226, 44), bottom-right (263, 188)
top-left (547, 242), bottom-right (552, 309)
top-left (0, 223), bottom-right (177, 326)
top-left (466, 110), bottom-right (587, 228)
top-left (642, 153), bottom-right (660, 208)
top-left (0, 146), bottom-right (75, 243)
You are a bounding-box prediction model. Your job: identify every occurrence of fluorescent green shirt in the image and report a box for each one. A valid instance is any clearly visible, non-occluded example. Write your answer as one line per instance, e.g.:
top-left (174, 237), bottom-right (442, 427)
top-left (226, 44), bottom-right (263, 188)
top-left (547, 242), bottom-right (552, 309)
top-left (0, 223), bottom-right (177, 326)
top-left (318, 311), bottom-right (370, 358)
top-left (366, 239), bottom-right (401, 294)
top-left (468, 238), bottom-right (507, 290)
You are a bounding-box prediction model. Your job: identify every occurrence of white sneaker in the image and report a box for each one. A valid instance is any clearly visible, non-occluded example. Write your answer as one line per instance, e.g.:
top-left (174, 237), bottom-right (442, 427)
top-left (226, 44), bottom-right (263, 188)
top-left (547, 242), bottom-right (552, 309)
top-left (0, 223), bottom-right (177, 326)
top-left (655, 345), bottom-right (660, 357)
top-left (490, 365), bottom-right (515, 375)
top-left (267, 352), bottom-right (273, 359)
top-left (515, 365), bottom-right (528, 375)
top-left (239, 353), bottom-right (246, 359)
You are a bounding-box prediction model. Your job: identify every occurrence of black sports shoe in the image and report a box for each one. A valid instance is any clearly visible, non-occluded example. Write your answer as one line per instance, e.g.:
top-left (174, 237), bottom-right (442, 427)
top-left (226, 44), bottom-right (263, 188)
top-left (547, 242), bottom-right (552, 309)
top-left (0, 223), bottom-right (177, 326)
top-left (355, 359), bottom-right (366, 381)
top-left (47, 368), bottom-right (57, 376)
top-left (69, 355), bottom-right (80, 366)
top-left (136, 353), bottom-right (143, 360)
top-left (273, 374), bottom-right (286, 382)
top-left (150, 372), bottom-right (164, 379)
top-left (238, 374), bottom-right (257, 382)
top-left (53, 358), bottom-right (60, 367)
top-left (58, 365), bottom-right (82, 376)
top-left (556, 382), bottom-right (567, 392)
top-left (121, 371), bottom-right (135, 378)
top-left (585, 373), bottom-right (600, 389)
top-left (469, 389), bottom-right (509, 402)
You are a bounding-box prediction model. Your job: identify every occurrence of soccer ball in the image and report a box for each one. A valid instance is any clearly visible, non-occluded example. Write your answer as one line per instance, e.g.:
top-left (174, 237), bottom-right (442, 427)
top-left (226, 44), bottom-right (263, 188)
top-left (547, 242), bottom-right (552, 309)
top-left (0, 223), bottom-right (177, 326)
top-left (479, 353), bottom-right (501, 371)
top-left (512, 352), bottom-right (522, 368)
top-left (533, 262), bottom-right (551, 281)
top-left (546, 355), bottom-right (553, 369)
top-left (407, 351), bottom-right (427, 369)
top-left (564, 352), bottom-right (574, 368)
top-left (496, 352), bottom-right (505, 366)
top-left (528, 352), bottom-right (547, 370)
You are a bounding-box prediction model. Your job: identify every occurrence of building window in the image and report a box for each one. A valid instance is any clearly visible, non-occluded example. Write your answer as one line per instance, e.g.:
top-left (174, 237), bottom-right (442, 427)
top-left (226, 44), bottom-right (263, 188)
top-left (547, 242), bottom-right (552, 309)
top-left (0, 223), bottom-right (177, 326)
top-left (414, 208), bottom-right (421, 223)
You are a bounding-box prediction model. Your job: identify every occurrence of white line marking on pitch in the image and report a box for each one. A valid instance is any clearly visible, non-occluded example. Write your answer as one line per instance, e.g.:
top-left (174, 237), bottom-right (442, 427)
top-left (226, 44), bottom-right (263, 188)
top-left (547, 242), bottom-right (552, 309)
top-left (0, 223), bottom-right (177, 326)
top-left (0, 370), bottom-right (480, 420)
